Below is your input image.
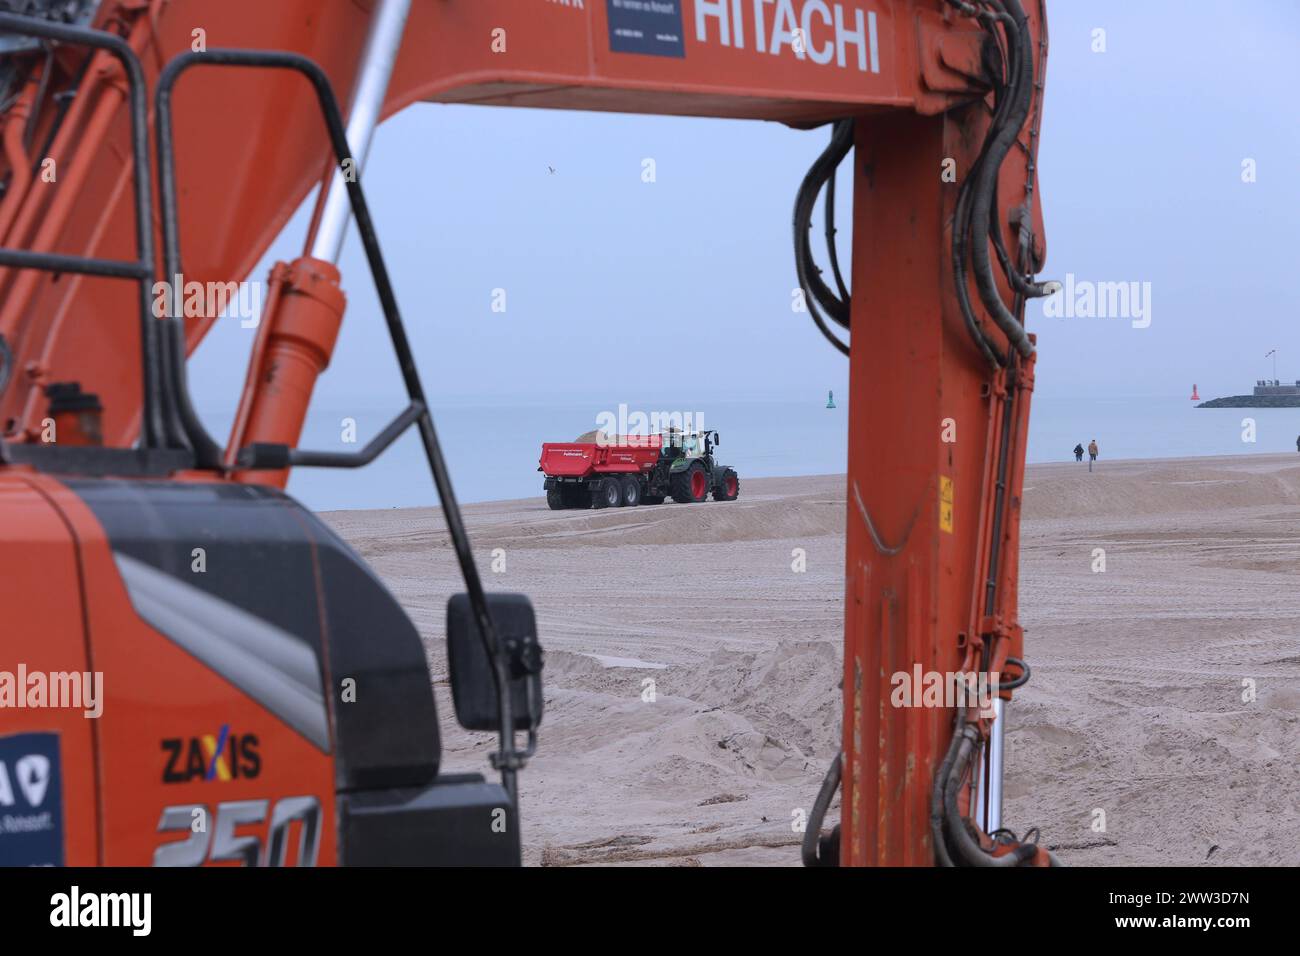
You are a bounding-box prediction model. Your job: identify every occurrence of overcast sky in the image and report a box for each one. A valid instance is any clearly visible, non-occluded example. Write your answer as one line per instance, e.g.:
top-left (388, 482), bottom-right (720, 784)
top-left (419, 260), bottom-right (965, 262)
top-left (191, 0), bottom-right (1300, 411)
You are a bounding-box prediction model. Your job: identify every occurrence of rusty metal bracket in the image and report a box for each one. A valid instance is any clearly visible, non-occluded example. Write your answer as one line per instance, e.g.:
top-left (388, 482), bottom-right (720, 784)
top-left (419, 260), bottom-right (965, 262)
top-left (915, 8), bottom-right (990, 115)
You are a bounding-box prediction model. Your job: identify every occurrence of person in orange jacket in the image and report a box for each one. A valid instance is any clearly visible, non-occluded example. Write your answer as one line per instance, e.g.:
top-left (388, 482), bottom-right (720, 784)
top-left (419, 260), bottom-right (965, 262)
top-left (1087, 439), bottom-right (1098, 472)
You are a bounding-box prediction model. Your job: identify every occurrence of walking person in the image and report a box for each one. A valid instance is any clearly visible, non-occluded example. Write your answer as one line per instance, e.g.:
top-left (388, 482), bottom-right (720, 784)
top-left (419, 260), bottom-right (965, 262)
top-left (1087, 439), bottom-right (1098, 472)
top-left (1073, 443), bottom-right (1084, 462)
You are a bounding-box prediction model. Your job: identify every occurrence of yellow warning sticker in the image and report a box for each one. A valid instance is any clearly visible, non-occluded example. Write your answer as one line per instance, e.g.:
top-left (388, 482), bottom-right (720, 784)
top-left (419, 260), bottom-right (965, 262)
top-left (939, 476), bottom-right (954, 533)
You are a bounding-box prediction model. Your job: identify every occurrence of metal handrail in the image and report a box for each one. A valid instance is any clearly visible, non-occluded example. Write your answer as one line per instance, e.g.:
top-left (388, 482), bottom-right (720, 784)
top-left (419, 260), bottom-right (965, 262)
top-left (155, 49), bottom-right (528, 795)
top-left (0, 12), bottom-right (168, 448)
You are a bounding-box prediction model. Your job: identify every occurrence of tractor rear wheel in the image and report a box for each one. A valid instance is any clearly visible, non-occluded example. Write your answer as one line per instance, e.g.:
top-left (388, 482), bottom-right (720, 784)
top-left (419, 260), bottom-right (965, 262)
top-left (671, 463), bottom-right (708, 503)
top-left (620, 476), bottom-right (642, 507)
top-left (712, 470), bottom-right (740, 501)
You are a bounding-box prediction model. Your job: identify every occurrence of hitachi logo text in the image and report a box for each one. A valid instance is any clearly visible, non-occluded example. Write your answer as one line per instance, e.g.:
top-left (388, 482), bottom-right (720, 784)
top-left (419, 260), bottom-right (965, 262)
top-left (695, 0), bottom-right (880, 73)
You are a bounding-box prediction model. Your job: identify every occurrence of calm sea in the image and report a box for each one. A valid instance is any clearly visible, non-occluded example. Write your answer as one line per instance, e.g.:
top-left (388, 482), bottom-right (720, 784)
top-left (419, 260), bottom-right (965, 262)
top-left (194, 395), bottom-right (1300, 512)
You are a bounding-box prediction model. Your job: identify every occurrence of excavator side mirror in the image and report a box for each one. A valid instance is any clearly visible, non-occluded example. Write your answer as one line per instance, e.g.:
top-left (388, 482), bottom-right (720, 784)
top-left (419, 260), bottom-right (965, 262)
top-left (712, 432), bottom-right (720, 446)
top-left (446, 593), bottom-right (544, 733)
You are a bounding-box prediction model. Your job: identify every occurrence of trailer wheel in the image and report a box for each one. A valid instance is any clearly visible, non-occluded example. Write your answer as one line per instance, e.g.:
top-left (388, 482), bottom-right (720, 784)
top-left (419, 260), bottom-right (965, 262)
top-left (620, 476), bottom-right (642, 507)
top-left (593, 477), bottom-right (620, 509)
top-left (671, 463), bottom-right (708, 503)
top-left (546, 487), bottom-right (565, 510)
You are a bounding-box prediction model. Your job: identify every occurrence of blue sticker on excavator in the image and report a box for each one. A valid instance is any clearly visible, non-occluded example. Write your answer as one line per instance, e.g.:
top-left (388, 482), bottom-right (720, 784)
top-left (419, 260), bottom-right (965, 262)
top-left (0, 732), bottom-right (65, 866)
top-left (606, 0), bottom-right (685, 58)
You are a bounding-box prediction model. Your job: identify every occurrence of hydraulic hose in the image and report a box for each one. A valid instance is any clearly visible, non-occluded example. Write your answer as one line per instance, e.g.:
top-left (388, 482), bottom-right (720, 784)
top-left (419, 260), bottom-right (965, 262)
top-left (965, 1), bottom-right (1037, 358)
top-left (942, 722), bottom-right (1034, 866)
top-left (936, 711), bottom-right (1063, 867)
top-left (950, 7), bottom-right (1017, 367)
top-left (824, 166), bottom-right (850, 304)
top-left (802, 753), bottom-right (842, 866)
top-left (793, 119), bottom-right (853, 355)
top-left (998, 655), bottom-right (1031, 691)
top-left (793, 119), bottom-right (853, 328)
top-left (947, 0), bottom-right (1058, 366)
top-left (953, 160), bottom-right (1002, 369)
top-left (930, 720), bottom-right (965, 867)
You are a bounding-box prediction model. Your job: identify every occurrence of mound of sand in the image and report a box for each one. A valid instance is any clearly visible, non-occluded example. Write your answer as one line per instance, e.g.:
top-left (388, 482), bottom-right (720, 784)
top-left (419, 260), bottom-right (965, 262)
top-left (1023, 455), bottom-right (1300, 520)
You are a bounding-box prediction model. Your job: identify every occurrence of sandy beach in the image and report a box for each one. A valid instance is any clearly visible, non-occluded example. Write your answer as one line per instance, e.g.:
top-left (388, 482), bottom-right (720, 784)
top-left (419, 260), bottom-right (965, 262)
top-left (323, 454), bottom-right (1300, 866)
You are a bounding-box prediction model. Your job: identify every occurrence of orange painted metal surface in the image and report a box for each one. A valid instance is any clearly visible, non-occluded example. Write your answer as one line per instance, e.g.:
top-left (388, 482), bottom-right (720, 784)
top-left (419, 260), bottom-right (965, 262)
top-left (0, 471), bottom-right (100, 865)
top-left (17, 472), bottom-right (339, 866)
top-left (838, 1), bottom-right (1048, 864)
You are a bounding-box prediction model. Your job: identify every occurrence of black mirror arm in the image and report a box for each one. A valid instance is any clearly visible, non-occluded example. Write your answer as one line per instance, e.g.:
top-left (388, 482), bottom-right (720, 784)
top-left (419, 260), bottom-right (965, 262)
top-left (510, 637), bottom-right (544, 756)
top-left (520, 689), bottom-right (541, 761)
top-left (487, 629), bottom-right (545, 792)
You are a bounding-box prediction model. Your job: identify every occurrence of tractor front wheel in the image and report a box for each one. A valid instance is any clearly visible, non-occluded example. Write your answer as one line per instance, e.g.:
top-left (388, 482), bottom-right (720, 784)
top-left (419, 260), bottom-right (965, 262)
top-left (713, 470), bottom-right (740, 501)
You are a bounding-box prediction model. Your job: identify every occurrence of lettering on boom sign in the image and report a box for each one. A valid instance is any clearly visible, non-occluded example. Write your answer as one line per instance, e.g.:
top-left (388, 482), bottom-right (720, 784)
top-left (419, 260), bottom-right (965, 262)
top-left (606, 1), bottom-right (881, 73)
top-left (695, 0), bottom-right (882, 73)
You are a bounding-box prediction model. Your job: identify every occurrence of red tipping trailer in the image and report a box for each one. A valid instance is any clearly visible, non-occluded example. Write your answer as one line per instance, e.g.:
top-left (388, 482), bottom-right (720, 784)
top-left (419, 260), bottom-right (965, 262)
top-left (538, 435), bottom-right (662, 478)
top-left (538, 432), bottom-right (738, 510)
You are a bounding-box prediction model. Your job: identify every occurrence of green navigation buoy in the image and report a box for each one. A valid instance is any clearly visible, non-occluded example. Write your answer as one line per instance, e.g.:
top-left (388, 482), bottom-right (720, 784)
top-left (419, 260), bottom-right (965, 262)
top-left (826, 390), bottom-right (836, 409)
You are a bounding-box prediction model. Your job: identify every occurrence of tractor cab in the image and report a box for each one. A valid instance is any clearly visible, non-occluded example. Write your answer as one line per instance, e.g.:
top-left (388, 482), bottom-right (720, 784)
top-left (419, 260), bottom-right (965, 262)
top-left (660, 429), bottom-right (685, 460)
top-left (657, 429), bottom-right (738, 504)
top-left (661, 429), bottom-right (719, 462)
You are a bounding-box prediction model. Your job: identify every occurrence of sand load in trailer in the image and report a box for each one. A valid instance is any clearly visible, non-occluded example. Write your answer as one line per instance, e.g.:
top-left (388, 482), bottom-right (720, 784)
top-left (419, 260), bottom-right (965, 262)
top-left (539, 431), bottom-right (740, 510)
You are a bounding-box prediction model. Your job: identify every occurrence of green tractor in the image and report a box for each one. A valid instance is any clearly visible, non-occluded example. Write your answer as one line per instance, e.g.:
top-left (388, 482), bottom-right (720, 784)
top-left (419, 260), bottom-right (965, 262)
top-left (662, 429), bottom-right (740, 504)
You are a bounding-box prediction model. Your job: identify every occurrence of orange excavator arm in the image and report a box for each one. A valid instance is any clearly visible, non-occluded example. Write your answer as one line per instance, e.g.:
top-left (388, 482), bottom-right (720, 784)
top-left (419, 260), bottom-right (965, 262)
top-left (0, 0), bottom-right (1052, 866)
